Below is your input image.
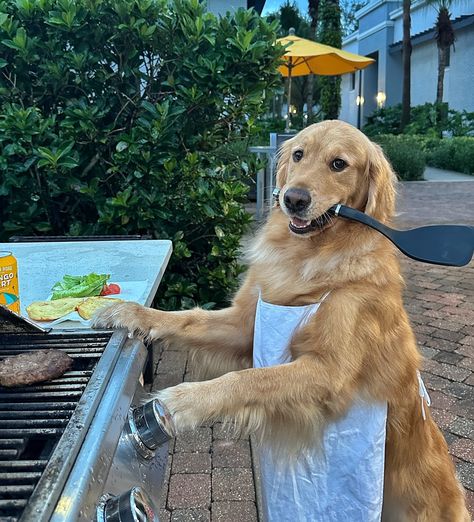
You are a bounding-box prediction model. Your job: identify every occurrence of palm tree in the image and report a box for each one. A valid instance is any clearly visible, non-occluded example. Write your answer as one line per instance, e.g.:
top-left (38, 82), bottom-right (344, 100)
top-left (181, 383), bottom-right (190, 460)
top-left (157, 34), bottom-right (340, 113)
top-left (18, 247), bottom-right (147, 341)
top-left (319, 0), bottom-right (342, 119)
top-left (426, 0), bottom-right (455, 104)
top-left (306, 0), bottom-right (320, 119)
top-left (400, 0), bottom-right (411, 129)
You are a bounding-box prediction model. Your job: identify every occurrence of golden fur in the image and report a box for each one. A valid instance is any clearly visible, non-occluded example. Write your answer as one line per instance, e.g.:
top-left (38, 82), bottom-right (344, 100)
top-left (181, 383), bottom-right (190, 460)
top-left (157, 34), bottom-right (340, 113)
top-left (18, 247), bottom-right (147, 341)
top-left (93, 121), bottom-right (470, 521)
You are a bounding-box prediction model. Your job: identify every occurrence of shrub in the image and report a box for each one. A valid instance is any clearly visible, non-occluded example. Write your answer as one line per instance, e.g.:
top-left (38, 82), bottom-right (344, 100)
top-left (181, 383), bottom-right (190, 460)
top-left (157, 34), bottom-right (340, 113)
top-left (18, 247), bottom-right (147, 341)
top-left (372, 135), bottom-right (426, 181)
top-left (251, 117), bottom-right (287, 145)
top-left (375, 134), bottom-right (474, 175)
top-left (427, 137), bottom-right (474, 175)
top-left (444, 111), bottom-right (474, 137)
top-left (364, 103), bottom-right (474, 138)
top-left (363, 105), bottom-right (404, 136)
top-left (0, 0), bottom-right (284, 309)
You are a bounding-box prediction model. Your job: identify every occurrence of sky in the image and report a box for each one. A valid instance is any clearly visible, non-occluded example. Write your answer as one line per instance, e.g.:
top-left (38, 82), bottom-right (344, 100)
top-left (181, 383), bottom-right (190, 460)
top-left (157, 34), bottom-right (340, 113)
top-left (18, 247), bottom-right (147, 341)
top-left (261, 0), bottom-right (308, 16)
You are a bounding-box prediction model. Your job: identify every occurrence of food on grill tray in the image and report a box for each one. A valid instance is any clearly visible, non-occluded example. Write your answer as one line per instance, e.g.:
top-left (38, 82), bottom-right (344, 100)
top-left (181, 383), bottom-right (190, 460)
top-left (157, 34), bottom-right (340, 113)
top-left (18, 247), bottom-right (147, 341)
top-left (26, 297), bottom-right (86, 321)
top-left (0, 349), bottom-right (73, 387)
top-left (26, 296), bottom-right (123, 321)
top-left (101, 283), bottom-right (121, 296)
top-left (76, 297), bottom-right (122, 320)
top-left (51, 273), bottom-right (121, 300)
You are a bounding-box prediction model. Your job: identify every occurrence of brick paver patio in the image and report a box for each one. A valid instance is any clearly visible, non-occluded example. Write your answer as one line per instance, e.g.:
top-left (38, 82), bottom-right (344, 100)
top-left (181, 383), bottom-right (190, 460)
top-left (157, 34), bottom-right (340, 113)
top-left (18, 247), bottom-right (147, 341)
top-left (153, 179), bottom-right (474, 520)
top-left (397, 181), bottom-right (474, 515)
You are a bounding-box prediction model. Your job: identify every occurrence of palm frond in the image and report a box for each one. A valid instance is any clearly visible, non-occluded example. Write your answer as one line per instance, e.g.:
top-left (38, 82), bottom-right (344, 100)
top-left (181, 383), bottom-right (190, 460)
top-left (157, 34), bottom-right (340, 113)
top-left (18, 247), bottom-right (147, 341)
top-left (435, 6), bottom-right (455, 47)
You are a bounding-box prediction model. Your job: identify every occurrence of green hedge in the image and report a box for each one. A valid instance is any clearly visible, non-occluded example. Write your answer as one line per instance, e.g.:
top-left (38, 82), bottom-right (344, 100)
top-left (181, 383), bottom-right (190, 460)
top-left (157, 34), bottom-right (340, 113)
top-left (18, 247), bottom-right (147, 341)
top-left (0, 0), bottom-right (283, 309)
top-left (364, 103), bottom-right (474, 138)
top-left (372, 135), bottom-right (426, 181)
top-left (392, 135), bottom-right (474, 176)
top-left (369, 133), bottom-right (474, 179)
top-left (426, 137), bottom-right (474, 175)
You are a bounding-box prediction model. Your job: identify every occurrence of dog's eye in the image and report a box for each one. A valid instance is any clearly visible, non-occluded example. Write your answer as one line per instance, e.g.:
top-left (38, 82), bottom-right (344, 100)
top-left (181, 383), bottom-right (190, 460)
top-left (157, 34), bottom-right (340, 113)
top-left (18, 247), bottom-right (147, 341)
top-left (331, 158), bottom-right (347, 171)
top-left (293, 150), bottom-right (304, 162)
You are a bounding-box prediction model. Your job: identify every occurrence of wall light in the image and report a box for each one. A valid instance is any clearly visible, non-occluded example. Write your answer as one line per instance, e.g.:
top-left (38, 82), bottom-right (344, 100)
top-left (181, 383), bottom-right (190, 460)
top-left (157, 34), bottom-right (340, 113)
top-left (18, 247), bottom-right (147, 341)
top-left (356, 95), bottom-right (365, 106)
top-left (376, 91), bottom-right (386, 108)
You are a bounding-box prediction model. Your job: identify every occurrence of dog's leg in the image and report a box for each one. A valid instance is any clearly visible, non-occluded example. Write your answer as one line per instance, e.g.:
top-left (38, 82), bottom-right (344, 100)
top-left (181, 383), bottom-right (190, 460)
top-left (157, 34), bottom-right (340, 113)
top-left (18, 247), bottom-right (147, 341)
top-left (92, 275), bottom-right (258, 377)
top-left (385, 411), bottom-right (472, 522)
top-left (153, 353), bottom-right (356, 450)
top-left (148, 288), bottom-right (367, 445)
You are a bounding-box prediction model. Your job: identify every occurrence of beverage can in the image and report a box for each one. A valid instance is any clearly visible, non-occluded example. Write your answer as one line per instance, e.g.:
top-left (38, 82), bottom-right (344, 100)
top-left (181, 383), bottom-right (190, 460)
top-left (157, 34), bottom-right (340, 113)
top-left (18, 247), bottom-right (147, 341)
top-left (0, 251), bottom-right (20, 314)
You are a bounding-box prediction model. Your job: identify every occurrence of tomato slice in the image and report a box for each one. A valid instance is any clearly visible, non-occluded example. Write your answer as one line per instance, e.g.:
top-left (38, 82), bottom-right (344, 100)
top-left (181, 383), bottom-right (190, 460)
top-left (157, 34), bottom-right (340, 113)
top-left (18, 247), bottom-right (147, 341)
top-left (100, 283), bottom-right (121, 296)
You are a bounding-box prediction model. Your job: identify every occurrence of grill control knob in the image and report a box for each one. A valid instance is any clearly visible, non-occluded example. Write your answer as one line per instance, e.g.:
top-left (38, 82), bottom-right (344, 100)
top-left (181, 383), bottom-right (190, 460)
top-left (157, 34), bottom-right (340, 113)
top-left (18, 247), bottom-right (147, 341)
top-left (97, 487), bottom-right (158, 522)
top-left (129, 400), bottom-right (172, 458)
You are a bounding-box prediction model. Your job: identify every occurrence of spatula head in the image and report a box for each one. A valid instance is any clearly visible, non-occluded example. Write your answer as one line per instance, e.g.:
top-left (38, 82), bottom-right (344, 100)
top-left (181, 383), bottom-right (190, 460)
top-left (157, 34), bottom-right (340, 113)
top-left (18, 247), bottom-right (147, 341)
top-left (392, 225), bottom-right (474, 267)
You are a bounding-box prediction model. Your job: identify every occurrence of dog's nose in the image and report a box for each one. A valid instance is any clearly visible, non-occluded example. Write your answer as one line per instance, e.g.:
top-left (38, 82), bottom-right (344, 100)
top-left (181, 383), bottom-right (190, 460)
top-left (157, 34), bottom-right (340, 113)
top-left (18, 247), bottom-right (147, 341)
top-left (283, 188), bottom-right (311, 213)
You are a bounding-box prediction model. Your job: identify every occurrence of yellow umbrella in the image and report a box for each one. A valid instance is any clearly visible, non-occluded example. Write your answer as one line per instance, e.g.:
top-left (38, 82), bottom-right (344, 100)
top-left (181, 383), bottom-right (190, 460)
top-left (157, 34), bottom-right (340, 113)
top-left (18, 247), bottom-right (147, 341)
top-left (277, 29), bottom-right (375, 127)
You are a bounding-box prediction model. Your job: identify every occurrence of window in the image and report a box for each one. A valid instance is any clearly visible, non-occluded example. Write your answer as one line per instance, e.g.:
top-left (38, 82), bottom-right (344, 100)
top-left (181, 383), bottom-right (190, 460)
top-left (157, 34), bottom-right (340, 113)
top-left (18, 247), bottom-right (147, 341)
top-left (350, 72), bottom-right (356, 91)
top-left (445, 46), bottom-right (450, 67)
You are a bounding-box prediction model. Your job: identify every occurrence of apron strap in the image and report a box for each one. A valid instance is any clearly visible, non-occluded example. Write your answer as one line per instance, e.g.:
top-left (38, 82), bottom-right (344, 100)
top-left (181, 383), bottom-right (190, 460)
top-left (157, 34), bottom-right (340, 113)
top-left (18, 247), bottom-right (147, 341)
top-left (416, 370), bottom-right (431, 421)
top-left (319, 291), bottom-right (331, 302)
top-left (258, 289), bottom-right (331, 304)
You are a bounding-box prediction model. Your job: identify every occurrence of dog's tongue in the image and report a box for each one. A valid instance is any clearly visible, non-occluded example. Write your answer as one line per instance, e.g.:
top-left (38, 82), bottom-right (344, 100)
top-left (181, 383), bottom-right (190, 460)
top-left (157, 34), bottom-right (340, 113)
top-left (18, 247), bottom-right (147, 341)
top-left (291, 217), bottom-right (311, 228)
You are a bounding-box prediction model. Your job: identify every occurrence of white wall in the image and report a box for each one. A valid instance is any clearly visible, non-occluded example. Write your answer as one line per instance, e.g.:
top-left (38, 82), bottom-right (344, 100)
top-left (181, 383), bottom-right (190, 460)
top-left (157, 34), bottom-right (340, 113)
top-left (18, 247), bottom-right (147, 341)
top-left (341, 0), bottom-right (474, 119)
top-left (343, 37), bottom-right (360, 54)
top-left (392, 0), bottom-right (474, 43)
top-left (444, 27), bottom-right (474, 112)
top-left (411, 26), bottom-right (474, 111)
top-left (410, 40), bottom-right (438, 106)
top-left (340, 73), bottom-right (359, 126)
top-left (340, 38), bottom-right (370, 126)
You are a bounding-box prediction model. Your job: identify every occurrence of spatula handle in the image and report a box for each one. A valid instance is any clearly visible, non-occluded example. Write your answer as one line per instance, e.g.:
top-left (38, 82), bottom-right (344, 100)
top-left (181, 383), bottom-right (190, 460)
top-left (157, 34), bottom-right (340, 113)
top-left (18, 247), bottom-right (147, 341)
top-left (329, 204), bottom-right (393, 240)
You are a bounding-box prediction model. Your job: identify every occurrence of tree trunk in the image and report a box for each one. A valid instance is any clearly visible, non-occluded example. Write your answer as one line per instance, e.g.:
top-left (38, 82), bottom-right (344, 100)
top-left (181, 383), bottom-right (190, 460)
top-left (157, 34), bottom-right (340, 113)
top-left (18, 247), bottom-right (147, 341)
top-left (307, 0), bottom-right (320, 118)
top-left (436, 44), bottom-right (446, 104)
top-left (319, 0), bottom-right (342, 119)
top-left (307, 75), bottom-right (315, 119)
top-left (400, 0), bottom-right (411, 130)
top-left (308, 0), bottom-right (320, 32)
top-left (434, 5), bottom-right (455, 105)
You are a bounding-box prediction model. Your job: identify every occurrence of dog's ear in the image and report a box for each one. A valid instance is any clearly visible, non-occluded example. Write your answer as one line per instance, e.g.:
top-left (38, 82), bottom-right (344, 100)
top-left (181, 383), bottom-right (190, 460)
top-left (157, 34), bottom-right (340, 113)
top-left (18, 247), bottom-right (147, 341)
top-left (275, 139), bottom-right (292, 190)
top-left (365, 142), bottom-right (397, 223)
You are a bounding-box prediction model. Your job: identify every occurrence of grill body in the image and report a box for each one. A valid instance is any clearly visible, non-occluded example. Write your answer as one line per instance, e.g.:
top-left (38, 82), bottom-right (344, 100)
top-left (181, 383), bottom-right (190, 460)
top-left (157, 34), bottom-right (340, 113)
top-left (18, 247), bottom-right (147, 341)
top-left (1, 235), bottom-right (171, 521)
top-left (0, 331), bottom-right (167, 521)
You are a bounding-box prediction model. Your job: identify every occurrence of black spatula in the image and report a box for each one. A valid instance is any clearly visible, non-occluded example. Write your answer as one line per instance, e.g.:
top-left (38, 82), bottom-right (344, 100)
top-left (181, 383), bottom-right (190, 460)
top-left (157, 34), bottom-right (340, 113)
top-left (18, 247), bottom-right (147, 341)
top-left (329, 204), bottom-right (474, 267)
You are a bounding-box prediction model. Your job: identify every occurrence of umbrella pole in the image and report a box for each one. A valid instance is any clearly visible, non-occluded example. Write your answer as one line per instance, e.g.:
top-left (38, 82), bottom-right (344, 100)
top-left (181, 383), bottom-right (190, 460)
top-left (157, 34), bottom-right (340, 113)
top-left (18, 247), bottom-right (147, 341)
top-left (286, 59), bottom-right (292, 132)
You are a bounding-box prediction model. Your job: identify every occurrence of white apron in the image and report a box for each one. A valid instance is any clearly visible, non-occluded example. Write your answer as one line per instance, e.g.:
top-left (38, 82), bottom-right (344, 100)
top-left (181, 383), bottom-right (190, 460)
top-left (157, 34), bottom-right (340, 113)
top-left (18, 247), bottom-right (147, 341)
top-left (253, 293), bottom-right (388, 522)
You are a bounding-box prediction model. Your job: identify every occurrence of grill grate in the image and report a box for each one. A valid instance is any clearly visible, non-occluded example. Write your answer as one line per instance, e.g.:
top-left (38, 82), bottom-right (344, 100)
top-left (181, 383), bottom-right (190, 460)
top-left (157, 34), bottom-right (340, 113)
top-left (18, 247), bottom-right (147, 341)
top-left (0, 332), bottom-right (111, 521)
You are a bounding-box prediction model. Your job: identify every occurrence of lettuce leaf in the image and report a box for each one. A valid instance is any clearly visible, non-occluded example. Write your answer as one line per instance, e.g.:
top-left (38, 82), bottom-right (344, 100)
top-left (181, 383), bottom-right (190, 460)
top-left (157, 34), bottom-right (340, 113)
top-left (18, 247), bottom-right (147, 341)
top-left (51, 273), bottom-right (110, 300)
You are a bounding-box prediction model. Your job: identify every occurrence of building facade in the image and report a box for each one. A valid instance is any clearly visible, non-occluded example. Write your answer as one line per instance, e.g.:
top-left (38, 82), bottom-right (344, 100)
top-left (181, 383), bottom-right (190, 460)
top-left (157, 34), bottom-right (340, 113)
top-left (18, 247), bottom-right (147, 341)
top-left (340, 0), bottom-right (474, 127)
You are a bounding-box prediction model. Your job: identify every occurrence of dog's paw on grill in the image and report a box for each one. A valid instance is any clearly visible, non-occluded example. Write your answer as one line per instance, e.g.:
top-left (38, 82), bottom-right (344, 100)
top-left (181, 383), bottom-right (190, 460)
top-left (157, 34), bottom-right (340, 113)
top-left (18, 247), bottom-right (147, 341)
top-left (91, 301), bottom-right (150, 339)
top-left (154, 380), bottom-right (225, 434)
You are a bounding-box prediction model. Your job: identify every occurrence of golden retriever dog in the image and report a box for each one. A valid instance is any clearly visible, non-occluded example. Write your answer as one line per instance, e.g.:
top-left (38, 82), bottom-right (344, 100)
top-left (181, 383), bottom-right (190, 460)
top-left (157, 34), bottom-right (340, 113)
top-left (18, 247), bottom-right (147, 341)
top-left (93, 121), bottom-right (470, 521)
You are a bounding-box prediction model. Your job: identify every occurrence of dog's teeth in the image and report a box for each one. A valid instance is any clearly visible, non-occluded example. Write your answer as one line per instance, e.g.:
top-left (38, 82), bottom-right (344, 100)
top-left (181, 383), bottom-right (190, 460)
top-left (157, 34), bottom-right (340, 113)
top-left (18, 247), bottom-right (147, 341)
top-left (291, 219), bottom-right (311, 228)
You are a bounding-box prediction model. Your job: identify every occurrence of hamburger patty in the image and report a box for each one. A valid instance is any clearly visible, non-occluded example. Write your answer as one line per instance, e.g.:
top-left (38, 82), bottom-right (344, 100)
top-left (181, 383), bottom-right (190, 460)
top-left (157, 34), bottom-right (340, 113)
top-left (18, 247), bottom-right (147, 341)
top-left (0, 349), bottom-right (73, 388)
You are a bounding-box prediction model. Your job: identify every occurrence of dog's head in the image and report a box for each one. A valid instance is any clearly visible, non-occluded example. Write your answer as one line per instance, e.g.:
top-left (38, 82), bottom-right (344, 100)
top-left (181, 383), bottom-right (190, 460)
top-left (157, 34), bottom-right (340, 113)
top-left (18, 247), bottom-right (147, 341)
top-left (275, 120), bottom-right (397, 237)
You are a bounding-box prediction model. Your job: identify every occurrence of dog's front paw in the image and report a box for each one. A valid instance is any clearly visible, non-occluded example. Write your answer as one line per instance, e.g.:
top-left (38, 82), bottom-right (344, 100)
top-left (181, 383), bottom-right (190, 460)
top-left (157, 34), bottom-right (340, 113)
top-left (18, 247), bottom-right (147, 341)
top-left (91, 301), bottom-right (150, 338)
top-left (155, 381), bottom-right (217, 434)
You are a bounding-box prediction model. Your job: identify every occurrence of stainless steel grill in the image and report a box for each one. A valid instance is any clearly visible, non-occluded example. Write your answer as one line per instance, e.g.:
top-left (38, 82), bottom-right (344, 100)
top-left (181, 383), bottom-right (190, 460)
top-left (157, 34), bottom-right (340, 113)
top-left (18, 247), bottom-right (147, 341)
top-left (0, 235), bottom-right (172, 521)
top-left (0, 331), bottom-right (115, 521)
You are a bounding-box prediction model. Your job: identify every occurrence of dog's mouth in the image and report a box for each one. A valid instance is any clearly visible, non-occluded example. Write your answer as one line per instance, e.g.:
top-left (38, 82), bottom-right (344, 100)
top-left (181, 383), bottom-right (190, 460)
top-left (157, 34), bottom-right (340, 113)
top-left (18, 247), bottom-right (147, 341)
top-left (288, 213), bottom-right (333, 235)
